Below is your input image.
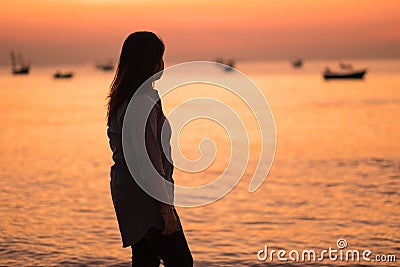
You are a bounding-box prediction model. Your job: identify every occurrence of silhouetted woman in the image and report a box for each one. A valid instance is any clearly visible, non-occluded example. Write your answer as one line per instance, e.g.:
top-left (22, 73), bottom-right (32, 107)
top-left (107, 31), bottom-right (193, 267)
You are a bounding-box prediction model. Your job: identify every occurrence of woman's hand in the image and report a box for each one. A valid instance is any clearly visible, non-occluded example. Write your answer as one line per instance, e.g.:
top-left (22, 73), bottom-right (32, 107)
top-left (160, 206), bottom-right (178, 235)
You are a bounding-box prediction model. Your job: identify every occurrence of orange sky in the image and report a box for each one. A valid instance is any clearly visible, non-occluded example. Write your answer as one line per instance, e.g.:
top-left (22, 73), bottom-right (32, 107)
top-left (1, 0), bottom-right (399, 65)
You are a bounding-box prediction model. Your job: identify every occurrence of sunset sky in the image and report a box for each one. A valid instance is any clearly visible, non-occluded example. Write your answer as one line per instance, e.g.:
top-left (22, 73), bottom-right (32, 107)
top-left (1, 0), bottom-right (399, 65)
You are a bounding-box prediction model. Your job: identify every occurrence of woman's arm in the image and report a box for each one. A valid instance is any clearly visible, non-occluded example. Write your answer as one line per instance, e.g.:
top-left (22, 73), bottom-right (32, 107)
top-left (145, 104), bottom-right (178, 235)
top-left (145, 105), bottom-right (167, 179)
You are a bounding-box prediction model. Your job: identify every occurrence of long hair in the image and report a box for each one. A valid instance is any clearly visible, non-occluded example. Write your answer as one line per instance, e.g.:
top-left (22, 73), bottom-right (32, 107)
top-left (107, 31), bottom-right (165, 125)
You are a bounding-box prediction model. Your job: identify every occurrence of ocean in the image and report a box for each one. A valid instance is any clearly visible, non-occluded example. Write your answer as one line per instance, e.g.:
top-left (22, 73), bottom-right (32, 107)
top-left (0, 59), bottom-right (399, 266)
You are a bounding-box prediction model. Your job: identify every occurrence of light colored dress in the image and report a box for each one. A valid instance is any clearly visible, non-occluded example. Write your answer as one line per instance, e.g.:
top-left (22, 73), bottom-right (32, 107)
top-left (107, 87), bottom-right (180, 248)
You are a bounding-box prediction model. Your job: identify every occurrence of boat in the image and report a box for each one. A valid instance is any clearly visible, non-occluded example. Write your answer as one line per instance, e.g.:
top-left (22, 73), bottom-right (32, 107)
top-left (10, 51), bottom-right (31, 75)
top-left (323, 67), bottom-right (367, 80)
top-left (53, 71), bottom-right (74, 79)
top-left (224, 59), bottom-right (235, 72)
top-left (95, 62), bottom-right (114, 71)
top-left (291, 59), bottom-right (303, 68)
top-left (215, 57), bottom-right (235, 71)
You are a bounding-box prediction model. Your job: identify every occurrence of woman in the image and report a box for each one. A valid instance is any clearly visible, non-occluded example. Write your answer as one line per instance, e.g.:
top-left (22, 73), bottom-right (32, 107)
top-left (107, 31), bottom-right (193, 267)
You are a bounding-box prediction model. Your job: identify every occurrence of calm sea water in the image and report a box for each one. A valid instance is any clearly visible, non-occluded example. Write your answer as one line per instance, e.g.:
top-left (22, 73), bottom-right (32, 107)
top-left (0, 60), bottom-right (399, 266)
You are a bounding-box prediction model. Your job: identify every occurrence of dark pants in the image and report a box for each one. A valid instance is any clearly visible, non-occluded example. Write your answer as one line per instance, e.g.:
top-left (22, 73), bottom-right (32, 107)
top-left (131, 227), bottom-right (193, 267)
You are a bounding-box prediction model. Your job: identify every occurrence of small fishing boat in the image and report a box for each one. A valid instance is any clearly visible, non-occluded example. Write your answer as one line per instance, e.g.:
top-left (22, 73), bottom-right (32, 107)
top-left (10, 51), bottom-right (31, 75)
top-left (95, 63), bottom-right (114, 71)
top-left (224, 59), bottom-right (235, 72)
top-left (53, 71), bottom-right (74, 79)
top-left (323, 67), bottom-right (367, 80)
top-left (215, 57), bottom-right (235, 71)
top-left (291, 59), bottom-right (303, 68)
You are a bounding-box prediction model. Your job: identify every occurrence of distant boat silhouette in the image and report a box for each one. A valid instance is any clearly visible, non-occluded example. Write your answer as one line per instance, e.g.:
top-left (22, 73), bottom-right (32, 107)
top-left (10, 51), bottom-right (30, 75)
top-left (53, 71), bottom-right (74, 79)
top-left (291, 59), bottom-right (303, 68)
top-left (224, 59), bottom-right (235, 72)
top-left (323, 67), bottom-right (367, 80)
top-left (95, 62), bottom-right (114, 71)
top-left (215, 57), bottom-right (235, 71)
